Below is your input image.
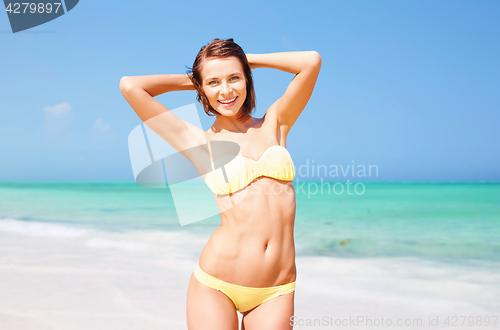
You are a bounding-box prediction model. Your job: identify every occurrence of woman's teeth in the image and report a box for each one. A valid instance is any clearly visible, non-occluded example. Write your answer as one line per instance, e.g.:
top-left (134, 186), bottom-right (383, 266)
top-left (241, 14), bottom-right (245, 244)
top-left (219, 97), bottom-right (237, 104)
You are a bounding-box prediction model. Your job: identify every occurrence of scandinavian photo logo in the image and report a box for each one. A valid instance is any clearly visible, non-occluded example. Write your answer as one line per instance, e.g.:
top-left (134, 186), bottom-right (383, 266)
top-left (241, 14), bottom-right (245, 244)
top-left (4, 0), bottom-right (79, 33)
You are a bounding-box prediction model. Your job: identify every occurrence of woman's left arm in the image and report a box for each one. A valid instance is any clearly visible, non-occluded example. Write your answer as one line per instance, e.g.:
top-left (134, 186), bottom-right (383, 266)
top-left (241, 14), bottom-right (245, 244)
top-left (247, 51), bottom-right (322, 133)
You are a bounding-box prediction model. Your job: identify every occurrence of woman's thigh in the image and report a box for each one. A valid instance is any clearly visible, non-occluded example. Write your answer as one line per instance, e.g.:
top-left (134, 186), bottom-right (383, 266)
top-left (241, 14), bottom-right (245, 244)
top-left (186, 273), bottom-right (239, 330)
top-left (241, 291), bottom-right (295, 330)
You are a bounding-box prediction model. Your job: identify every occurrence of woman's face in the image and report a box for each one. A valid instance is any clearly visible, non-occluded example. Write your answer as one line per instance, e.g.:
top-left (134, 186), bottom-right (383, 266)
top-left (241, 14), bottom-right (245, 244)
top-left (200, 56), bottom-right (247, 118)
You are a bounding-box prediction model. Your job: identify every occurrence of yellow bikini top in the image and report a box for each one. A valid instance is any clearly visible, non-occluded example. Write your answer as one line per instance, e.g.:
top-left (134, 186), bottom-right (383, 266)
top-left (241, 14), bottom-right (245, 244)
top-left (204, 145), bottom-right (295, 195)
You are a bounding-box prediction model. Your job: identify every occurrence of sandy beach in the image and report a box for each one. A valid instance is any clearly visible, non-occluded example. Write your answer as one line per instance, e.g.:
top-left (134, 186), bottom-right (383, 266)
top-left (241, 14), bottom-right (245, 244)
top-left (1, 219), bottom-right (498, 330)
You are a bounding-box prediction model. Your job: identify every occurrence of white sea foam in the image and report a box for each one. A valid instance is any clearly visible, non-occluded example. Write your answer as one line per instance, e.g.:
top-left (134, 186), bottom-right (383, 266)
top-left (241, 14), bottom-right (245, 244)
top-left (0, 218), bottom-right (88, 238)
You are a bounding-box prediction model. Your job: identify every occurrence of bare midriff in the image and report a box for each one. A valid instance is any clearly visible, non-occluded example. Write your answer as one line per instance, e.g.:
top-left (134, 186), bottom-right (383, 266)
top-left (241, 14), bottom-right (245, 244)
top-left (198, 176), bottom-right (297, 288)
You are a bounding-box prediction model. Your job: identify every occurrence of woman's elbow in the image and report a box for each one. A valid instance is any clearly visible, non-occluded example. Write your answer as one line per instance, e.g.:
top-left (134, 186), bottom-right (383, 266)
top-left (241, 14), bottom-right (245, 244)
top-left (119, 76), bottom-right (133, 93)
top-left (309, 51), bottom-right (322, 68)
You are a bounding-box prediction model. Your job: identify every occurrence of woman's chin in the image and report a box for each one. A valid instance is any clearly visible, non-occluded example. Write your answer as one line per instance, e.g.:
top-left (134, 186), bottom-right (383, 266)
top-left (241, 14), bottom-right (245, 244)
top-left (216, 107), bottom-right (241, 117)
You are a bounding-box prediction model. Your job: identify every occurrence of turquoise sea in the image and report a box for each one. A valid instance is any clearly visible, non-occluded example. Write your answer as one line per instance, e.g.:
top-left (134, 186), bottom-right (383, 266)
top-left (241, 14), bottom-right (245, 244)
top-left (1, 181), bottom-right (499, 329)
top-left (1, 181), bottom-right (498, 269)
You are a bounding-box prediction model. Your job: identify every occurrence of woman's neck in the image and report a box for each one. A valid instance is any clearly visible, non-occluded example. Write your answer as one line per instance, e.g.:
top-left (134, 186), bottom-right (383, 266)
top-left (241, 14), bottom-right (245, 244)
top-left (213, 114), bottom-right (257, 134)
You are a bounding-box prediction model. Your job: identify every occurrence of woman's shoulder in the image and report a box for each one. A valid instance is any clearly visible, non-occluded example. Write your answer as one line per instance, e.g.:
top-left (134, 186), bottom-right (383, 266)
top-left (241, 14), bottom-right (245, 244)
top-left (262, 109), bottom-right (289, 146)
top-left (261, 106), bottom-right (279, 127)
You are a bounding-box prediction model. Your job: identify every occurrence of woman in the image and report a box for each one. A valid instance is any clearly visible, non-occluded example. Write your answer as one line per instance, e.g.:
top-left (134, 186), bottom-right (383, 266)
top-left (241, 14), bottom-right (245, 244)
top-left (120, 38), bottom-right (321, 330)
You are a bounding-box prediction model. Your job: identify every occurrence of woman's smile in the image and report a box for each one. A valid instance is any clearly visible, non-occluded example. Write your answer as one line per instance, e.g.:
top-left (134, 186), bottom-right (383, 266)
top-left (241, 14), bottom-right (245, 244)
top-left (218, 96), bottom-right (238, 106)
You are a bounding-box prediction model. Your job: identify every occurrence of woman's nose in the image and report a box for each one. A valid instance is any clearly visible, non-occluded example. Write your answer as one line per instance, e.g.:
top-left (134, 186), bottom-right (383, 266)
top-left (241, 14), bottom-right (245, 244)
top-left (220, 80), bottom-right (232, 94)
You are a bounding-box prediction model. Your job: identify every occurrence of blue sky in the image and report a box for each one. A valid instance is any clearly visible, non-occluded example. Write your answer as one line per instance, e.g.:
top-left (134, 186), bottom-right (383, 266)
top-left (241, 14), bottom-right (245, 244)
top-left (1, 0), bottom-right (499, 182)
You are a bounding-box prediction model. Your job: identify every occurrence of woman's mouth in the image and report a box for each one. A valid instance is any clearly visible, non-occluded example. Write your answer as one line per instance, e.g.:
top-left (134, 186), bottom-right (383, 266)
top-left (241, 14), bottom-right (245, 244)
top-left (218, 96), bottom-right (237, 107)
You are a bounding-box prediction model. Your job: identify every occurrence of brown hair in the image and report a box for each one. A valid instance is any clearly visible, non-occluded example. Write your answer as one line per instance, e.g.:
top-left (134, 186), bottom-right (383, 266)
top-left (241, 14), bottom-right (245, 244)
top-left (186, 38), bottom-right (256, 122)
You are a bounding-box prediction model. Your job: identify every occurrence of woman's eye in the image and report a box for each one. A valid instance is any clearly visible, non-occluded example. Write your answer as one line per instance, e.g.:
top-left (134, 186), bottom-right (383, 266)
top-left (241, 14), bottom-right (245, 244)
top-left (230, 76), bottom-right (239, 81)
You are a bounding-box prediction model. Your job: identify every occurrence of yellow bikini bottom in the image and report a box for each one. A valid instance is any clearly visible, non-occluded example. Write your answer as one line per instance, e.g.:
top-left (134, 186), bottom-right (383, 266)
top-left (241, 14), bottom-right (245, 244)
top-left (194, 261), bottom-right (296, 313)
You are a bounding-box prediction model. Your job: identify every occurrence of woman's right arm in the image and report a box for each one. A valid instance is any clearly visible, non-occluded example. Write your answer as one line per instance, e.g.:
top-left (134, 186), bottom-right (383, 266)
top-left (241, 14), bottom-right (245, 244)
top-left (119, 74), bottom-right (206, 155)
top-left (119, 74), bottom-right (194, 121)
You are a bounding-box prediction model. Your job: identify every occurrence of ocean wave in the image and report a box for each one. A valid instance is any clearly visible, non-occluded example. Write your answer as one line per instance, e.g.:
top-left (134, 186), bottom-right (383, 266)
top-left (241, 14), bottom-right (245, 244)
top-left (0, 218), bottom-right (88, 238)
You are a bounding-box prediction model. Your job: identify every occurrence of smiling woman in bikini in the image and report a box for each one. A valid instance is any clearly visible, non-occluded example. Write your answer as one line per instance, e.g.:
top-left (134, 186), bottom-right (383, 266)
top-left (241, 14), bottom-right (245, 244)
top-left (119, 38), bottom-right (321, 330)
